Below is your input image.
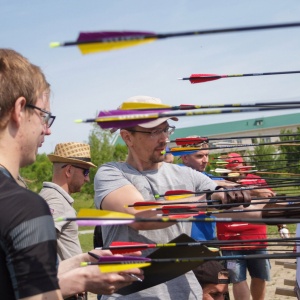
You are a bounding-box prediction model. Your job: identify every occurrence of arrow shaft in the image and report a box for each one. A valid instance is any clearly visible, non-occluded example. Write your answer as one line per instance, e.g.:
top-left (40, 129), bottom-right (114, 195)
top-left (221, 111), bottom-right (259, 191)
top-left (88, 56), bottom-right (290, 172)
top-left (65, 216), bottom-right (300, 225)
top-left (91, 105), bottom-right (300, 129)
top-left (87, 251), bottom-right (300, 267)
top-left (172, 133), bottom-right (300, 145)
top-left (70, 22), bottom-right (300, 46)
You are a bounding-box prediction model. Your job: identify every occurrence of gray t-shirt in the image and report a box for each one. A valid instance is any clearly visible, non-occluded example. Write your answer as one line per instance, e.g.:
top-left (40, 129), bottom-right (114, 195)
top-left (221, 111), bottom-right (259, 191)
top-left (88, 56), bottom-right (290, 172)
top-left (94, 162), bottom-right (217, 300)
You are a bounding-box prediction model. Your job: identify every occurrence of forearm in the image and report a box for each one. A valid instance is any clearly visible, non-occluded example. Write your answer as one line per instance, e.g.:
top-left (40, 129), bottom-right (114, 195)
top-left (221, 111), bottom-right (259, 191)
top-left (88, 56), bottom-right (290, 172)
top-left (58, 268), bottom-right (87, 298)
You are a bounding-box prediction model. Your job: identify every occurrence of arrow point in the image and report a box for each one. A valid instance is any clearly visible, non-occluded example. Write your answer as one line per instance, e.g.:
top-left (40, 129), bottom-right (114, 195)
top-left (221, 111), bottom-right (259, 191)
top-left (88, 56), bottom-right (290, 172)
top-left (49, 42), bottom-right (61, 48)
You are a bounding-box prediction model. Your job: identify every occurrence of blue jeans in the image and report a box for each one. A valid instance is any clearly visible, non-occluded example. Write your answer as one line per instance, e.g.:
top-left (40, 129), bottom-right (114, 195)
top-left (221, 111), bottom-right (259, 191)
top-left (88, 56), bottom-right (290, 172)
top-left (223, 249), bottom-right (271, 283)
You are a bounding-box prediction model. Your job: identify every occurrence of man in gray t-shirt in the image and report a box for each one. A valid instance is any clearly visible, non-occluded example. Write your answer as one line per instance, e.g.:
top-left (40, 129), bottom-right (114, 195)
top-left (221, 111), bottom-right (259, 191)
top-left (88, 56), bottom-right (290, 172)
top-left (94, 95), bottom-right (251, 300)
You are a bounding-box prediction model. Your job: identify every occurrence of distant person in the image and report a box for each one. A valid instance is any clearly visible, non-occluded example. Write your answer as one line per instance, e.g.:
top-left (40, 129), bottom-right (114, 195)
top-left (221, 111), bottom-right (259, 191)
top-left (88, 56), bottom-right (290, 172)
top-left (40, 142), bottom-right (96, 261)
top-left (217, 153), bottom-right (274, 300)
top-left (180, 138), bottom-right (234, 241)
top-left (194, 260), bottom-right (230, 300)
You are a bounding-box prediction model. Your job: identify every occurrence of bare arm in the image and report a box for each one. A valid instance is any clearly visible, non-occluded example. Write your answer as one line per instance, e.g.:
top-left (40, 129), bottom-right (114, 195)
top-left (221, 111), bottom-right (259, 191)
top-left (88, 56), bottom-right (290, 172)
top-left (101, 184), bottom-right (176, 230)
top-left (21, 290), bottom-right (63, 300)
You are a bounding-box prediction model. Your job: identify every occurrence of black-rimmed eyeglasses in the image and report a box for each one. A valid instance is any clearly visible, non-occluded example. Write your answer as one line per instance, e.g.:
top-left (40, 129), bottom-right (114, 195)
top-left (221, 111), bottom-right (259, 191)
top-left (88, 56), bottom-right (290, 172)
top-left (126, 126), bottom-right (175, 138)
top-left (26, 104), bottom-right (56, 128)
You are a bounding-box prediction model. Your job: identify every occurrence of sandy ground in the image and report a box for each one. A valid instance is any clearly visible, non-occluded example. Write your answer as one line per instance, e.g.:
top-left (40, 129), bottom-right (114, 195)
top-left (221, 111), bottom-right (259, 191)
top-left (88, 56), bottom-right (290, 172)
top-left (228, 246), bottom-right (297, 300)
top-left (87, 247), bottom-right (297, 300)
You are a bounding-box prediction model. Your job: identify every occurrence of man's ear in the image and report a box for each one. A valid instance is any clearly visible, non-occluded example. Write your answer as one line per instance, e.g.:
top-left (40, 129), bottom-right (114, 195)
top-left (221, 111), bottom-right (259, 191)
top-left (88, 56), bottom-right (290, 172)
top-left (62, 165), bottom-right (72, 178)
top-left (181, 155), bottom-right (188, 164)
top-left (120, 129), bottom-right (134, 147)
top-left (11, 97), bottom-right (26, 125)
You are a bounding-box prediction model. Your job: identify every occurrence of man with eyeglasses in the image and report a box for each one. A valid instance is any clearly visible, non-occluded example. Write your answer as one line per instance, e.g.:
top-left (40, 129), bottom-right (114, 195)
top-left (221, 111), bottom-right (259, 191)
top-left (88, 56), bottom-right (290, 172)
top-left (40, 142), bottom-right (96, 263)
top-left (0, 49), bottom-right (144, 300)
top-left (94, 95), bottom-right (251, 300)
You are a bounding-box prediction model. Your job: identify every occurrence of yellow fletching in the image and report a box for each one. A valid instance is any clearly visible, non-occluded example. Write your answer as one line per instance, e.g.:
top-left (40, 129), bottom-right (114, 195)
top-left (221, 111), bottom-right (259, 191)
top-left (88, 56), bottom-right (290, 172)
top-left (78, 38), bottom-right (156, 54)
top-left (120, 102), bottom-right (171, 110)
top-left (171, 147), bottom-right (200, 151)
top-left (77, 208), bottom-right (134, 219)
top-left (132, 204), bottom-right (162, 210)
top-left (165, 194), bottom-right (194, 200)
top-left (98, 262), bottom-right (151, 273)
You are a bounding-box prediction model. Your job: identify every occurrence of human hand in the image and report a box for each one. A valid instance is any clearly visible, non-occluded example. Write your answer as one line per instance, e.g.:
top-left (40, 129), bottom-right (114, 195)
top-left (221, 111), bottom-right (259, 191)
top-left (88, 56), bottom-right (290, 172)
top-left (83, 266), bottom-right (144, 295)
top-left (250, 187), bottom-right (275, 198)
top-left (212, 186), bottom-right (252, 209)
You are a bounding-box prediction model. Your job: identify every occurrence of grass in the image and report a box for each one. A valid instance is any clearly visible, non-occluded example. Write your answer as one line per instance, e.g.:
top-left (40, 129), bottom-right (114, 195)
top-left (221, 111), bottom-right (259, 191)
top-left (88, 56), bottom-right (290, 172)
top-left (74, 193), bottom-right (95, 252)
top-left (79, 233), bottom-right (94, 253)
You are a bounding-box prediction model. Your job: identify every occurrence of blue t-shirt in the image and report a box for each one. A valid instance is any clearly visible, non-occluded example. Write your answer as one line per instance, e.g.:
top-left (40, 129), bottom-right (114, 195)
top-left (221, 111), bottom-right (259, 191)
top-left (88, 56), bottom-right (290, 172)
top-left (192, 172), bottom-right (222, 240)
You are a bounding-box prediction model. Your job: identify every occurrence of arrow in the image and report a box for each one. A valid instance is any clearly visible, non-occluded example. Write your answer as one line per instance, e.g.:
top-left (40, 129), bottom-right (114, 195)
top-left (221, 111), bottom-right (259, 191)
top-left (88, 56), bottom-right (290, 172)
top-left (75, 104), bottom-right (300, 130)
top-left (82, 252), bottom-right (300, 273)
top-left (216, 151), bottom-right (300, 159)
top-left (170, 133), bottom-right (300, 146)
top-left (50, 22), bottom-right (300, 54)
top-left (127, 195), bottom-right (300, 210)
top-left (119, 101), bottom-right (300, 111)
top-left (59, 208), bottom-right (300, 225)
top-left (212, 168), bottom-right (258, 174)
top-left (166, 140), bottom-right (300, 155)
top-left (100, 237), bottom-right (300, 254)
top-left (180, 71), bottom-right (300, 84)
top-left (152, 184), bottom-right (300, 200)
top-left (159, 204), bottom-right (300, 218)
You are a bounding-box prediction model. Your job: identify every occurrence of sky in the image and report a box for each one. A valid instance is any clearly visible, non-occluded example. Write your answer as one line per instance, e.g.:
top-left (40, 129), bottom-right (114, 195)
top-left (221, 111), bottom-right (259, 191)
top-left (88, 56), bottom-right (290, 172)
top-left (1, 0), bottom-right (300, 154)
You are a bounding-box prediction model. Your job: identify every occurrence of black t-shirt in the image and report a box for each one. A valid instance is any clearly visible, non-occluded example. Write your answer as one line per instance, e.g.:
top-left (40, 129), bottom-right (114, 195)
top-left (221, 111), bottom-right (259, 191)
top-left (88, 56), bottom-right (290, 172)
top-left (0, 172), bottom-right (59, 299)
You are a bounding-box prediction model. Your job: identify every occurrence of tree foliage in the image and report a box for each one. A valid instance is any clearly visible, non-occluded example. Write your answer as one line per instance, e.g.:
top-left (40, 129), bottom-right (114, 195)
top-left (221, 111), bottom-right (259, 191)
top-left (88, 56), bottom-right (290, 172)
top-left (19, 153), bottom-right (53, 192)
top-left (279, 127), bottom-right (300, 174)
top-left (20, 124), bottom-right (128, 197)
top-left (246, 139), bottom-right (285, 178)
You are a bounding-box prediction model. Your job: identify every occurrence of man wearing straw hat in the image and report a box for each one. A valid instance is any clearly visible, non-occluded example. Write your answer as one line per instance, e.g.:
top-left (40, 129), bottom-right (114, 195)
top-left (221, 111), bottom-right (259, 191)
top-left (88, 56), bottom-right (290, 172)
top-left (40, 142), bottom-right (96, 262)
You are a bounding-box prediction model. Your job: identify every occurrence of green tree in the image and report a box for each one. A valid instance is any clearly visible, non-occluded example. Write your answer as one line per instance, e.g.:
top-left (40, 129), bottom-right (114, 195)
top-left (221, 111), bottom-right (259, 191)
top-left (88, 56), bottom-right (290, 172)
top-left (20, 153), bottom-right (52, 192)
top-left (81, 125), bottom-right (127, 194)
top-left (246, 140), bottom-right (285, 178)
top-left (279, 127), bottom-right (300, 174)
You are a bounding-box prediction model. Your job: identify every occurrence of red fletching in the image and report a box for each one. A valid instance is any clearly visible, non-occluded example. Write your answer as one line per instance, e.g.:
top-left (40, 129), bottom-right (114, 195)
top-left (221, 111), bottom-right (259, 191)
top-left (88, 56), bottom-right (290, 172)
top-left (109, 241), bottom-right (156, 254)
top-left (166, 213), bottom-right (199, 219)
top-left (189, 74), bottom-right (221, 84)
top-left (174, 137), bottom-right (208, 146)
top-left (161, 205), bottom-right (199, 214)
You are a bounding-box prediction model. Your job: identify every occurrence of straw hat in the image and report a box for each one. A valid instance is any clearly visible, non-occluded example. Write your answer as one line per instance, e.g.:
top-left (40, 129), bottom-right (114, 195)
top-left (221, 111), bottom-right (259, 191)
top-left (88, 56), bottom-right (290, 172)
top-left (48, 142), bottom-right (96, 168)
top-left (110, 95), bottom-right (178, 133)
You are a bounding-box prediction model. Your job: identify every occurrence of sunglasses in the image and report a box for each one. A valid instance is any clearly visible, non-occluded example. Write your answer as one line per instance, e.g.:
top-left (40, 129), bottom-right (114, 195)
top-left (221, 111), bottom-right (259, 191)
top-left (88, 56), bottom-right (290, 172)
top-left (61, 164), bottom-right (90, 177)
